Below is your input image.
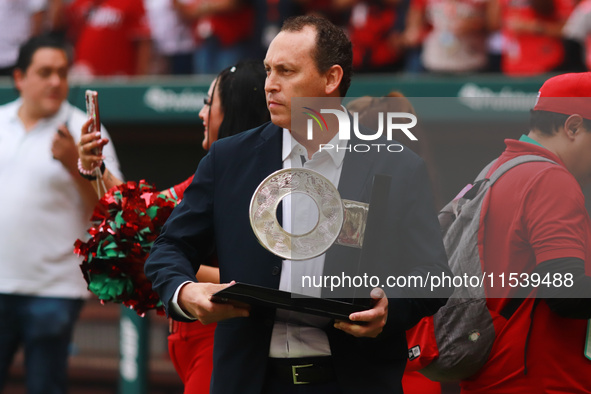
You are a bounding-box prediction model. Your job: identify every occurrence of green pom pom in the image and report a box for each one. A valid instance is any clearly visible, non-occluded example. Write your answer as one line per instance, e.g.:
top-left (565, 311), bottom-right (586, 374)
top-left (88, 273), bottom-right (134, 301)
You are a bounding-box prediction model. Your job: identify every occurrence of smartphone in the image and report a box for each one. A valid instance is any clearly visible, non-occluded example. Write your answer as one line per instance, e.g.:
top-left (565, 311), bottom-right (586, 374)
top-left (85, 90), bottom-right (100, 135)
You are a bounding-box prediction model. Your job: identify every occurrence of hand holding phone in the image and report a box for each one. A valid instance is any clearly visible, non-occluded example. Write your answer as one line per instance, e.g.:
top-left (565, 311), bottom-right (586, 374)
top-left (85, 90), bottom-right (100, 135)
top-left (85, 90), bottom-right (100, 155)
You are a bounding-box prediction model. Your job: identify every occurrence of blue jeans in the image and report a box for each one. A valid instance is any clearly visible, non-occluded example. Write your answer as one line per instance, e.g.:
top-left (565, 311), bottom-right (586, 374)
top-left (0, 294), bottom-right (84, 394)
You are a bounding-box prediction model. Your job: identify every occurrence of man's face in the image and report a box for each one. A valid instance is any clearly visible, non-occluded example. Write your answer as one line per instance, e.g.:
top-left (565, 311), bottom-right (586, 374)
top-left (14, 47), bottom-right (69, 118)
top-left (264, 26), bottom-right (329, 130)
top-left (568, 121), bottom-right (591, 185)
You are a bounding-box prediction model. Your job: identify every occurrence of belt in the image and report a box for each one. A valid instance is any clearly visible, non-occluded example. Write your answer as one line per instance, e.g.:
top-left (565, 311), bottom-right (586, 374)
top-left (267, 357), bottom-right (336, 385)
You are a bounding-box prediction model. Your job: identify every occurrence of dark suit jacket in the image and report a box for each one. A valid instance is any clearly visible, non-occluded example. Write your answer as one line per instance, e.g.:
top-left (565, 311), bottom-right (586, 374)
top-left (145, 122), bottom-right (451, 394)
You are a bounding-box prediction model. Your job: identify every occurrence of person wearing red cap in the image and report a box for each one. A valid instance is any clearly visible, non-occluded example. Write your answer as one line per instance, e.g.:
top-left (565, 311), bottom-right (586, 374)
top-left (460, 72), bottom-right (591, 394)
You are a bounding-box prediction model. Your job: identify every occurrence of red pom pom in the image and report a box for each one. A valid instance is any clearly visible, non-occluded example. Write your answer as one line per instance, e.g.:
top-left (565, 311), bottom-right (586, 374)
top-left (75, 180), bottom-right (178, 316)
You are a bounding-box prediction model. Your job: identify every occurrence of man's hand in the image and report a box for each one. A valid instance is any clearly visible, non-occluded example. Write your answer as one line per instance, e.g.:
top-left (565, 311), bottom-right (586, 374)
top-left (51, 125), bottom-right (78, 174)
top-left (178, 281), bottom-right (250, 325)
top-left (78, 118), bottom-right (108, 171)
top-left (334, 288), bottom-right (388, 338)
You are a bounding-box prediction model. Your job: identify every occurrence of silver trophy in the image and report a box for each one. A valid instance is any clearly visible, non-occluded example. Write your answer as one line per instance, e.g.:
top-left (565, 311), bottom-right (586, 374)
top-left (249, 168), bottom-right (371, 260)
top-left (211, 167), bottom-right (390, 316)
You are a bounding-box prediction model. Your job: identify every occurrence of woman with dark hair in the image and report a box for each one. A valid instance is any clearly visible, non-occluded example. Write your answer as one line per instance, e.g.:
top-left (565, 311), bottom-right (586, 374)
top-left (212, 61), bottom-right (269, 143)
top-left (77, 59), bottom-right (270, 393)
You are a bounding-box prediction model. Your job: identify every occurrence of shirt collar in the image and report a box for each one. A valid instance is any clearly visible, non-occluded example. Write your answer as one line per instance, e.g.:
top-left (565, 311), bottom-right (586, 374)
top-left (7, 98), bottom-right (23, 124)
top-left (519, 134), bottom-right (546, 149)
top-left (281, 128), bottom-right (347, 167)
top-left (8, 98), bottom-right (70, 127)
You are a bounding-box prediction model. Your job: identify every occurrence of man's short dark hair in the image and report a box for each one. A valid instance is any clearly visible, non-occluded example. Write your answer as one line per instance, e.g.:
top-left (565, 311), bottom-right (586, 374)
top-left (530, 110), bottom-right (591, 135)
top-left (15, 35), bottom-right (70, 74)
top-left (281, 15), bottom-right (353, 97)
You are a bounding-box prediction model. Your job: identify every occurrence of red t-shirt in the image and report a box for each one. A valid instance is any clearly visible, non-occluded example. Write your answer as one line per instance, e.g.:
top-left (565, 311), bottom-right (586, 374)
top-left (191, 4), bottom-right (254, 47)
top-left (348, 3), bottom-right (401, 70)
top-left (69, 0), bottom-right (151, 76)
top-left (501, 0), bottom-right (575, 75)
top-left (461, 140), bottom-right (591, 393)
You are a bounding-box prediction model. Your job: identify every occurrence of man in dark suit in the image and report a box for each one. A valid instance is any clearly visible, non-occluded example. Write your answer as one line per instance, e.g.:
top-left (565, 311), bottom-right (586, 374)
top-left (145, 15), bottom-right (451, 394)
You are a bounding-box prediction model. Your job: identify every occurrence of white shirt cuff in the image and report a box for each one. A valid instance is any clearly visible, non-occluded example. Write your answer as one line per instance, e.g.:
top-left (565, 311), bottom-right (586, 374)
top-left (170, 281), bottom-right (198, 321)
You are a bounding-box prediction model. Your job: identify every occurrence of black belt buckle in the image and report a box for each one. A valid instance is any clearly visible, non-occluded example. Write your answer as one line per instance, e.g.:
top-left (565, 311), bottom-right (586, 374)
top-left (292, 364), bottom-right (313, 385)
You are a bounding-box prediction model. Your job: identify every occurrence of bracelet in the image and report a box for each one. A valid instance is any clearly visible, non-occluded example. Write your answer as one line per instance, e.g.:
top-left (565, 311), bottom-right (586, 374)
top-left (77, 158), bottom-right (95, 176)
top-left (77, 158), bottom-right (105, 181)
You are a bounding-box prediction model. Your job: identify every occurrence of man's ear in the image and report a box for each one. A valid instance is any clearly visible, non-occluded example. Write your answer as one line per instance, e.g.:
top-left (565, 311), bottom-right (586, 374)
top-left (13, 68), bottom-right (24, 93)
top-left (324, 65), bottom-right (343, 96)
top-left (564, 114), bottom-right (584, 139)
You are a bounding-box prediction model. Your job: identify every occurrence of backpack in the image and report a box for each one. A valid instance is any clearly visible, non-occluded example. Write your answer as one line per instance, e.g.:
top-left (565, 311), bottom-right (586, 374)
top-left (406, 154), bottom-right (557, 382)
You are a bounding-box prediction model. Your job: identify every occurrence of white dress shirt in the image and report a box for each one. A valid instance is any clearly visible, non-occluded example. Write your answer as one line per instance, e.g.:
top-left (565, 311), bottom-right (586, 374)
top-left (268, 129), bottom-right (346, 358)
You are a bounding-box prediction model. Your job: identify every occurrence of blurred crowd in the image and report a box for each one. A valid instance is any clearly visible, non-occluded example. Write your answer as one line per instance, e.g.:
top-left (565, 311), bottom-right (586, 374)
top-left (1, 0), bottom-right (590, 79)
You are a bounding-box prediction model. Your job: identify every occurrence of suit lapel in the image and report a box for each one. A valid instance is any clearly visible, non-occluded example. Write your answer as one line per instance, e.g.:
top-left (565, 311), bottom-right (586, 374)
top-left (338, 136), bottom-right (375, 203)
top-left (253, 123), bottom-right (283, 185)
top-left (252, 123), bottom-right (283, 225)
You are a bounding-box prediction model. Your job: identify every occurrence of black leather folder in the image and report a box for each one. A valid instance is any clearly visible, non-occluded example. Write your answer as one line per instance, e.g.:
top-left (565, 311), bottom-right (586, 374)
top-left (211, 282), bottom-right (369, 322)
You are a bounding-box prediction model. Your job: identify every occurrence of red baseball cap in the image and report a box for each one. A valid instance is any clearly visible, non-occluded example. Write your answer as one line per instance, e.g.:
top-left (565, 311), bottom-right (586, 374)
top-left (533, 72), bottom-right (591, 120)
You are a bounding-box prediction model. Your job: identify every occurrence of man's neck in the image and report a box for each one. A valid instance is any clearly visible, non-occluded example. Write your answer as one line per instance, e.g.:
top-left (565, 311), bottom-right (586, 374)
top-left (527, 131), bottom-right (561, 156)
top-left (290, 129), bottom-right (338, 159)
top-left (18, 103), bottom-right (45, 132)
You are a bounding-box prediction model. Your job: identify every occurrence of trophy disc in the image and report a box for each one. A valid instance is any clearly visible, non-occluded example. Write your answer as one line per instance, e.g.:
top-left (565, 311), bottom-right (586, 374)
top-left (249, 168), bottom-right (344, 260)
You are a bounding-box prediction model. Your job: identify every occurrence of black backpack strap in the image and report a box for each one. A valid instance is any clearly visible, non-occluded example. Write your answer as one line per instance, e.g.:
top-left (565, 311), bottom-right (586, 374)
top-left (499, 285), bottom-right (536, 320)
top-left (459, 159), bottom-right (496, 201)
top-left (463, 179), bottom-right (489, 200)
top-left (474, 159), bottom-right (497, 182)
top-left (498, 246), bottom-right (549, 320)
top-left (500, 297), bottom-right (525, 320)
